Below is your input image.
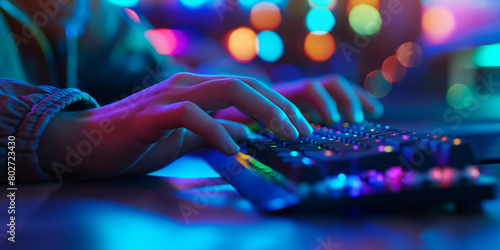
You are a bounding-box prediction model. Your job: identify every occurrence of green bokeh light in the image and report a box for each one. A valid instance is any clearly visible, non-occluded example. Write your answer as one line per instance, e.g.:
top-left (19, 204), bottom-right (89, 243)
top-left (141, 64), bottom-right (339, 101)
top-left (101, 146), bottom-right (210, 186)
top-left (348, 4), bottom-right (382, 36)
top-left (447, 83), bottom-right (474, 109)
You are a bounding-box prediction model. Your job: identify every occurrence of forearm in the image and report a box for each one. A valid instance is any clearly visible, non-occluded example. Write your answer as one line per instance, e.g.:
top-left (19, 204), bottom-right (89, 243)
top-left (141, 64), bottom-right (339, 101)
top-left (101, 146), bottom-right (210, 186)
top-left (38, 107), bottom-right (152, 179)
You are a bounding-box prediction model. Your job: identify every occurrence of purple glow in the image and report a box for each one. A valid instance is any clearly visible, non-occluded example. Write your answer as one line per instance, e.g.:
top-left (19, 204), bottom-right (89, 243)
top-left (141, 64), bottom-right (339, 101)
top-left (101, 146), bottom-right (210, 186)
top-left (353, 145), bottom-right (359, 150)
top-left (377, 145), bottom-right (385, 152)
top-left (402, 135), bottom-right (409, 140)
top-left (386, 166), bottom-right (403, 178)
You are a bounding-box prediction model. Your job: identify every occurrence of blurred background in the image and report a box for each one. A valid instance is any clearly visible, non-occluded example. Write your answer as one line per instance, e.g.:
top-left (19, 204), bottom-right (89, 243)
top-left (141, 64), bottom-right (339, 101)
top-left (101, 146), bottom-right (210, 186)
top-left (96, 0), bottom-right (500, 127)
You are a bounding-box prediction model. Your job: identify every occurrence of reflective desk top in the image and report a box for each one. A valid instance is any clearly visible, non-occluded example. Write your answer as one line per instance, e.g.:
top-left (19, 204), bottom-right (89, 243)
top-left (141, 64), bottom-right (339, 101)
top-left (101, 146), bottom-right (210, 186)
top-left (5, 153), bottom-right (500, 250)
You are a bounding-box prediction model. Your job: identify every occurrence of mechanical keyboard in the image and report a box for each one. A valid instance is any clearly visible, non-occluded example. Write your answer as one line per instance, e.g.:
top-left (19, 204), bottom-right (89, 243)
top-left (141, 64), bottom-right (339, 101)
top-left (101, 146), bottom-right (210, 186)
top-left (202, 121), bottom-right (497, 212)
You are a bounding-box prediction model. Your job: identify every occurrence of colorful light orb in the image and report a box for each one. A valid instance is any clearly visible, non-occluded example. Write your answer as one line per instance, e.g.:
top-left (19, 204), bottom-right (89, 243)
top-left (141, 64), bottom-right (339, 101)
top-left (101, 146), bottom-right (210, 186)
top-left (473, 43), bottom-right (500, 67)
top-left (250, 2), bottom-right (282, 31)
top-left (446, 83), bottom-right (473, 109)
top-left (422, 7), bottom-right (455, 44)
top-left (364, 70), bottom-right (392, 98)
top-left (179, 0), bottom-right (206, 8)
top-left (107, 0), bottom-right (140, 7)
top-left (306, 7), bottom-right (335, 34)
top-left (227, 27), bottom-right (258, 63)
top-left (453, 138), bottom-right (462, 146)
top-left (308, 0), bottom-right (336, 9)
top-left (240, 0), bottom-right (288, 9)
top-left (396, 42), bottom-right (423, 68)
top-left (124, 8), bottom-right (141, 23)
top-left (348, 4), bottom-right (382, 36)
top-left (256, 31), bottom-right (284, 62)
top-left (381, 55), bottom-right (407, 83)
top-left (144, 29), bottom-right (177, 55)
top-left (347, 0), bottom-right (379, 13)
top-left (304, 32), bottom-right (336, 62)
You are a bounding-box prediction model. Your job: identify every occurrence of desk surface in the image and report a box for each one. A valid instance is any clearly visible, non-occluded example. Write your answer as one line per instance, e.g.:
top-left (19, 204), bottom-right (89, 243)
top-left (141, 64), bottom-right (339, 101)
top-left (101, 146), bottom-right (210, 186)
top-left (5, 154), bottom-right (500, 250)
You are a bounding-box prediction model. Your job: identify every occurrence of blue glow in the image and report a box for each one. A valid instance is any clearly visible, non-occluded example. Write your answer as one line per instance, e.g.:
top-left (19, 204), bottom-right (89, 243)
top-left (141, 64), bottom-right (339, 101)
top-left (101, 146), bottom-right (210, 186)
top-left (257, 31), bottom-right (284, 62)
top-left (180, 0), bottom-right (206, 8)
top-left (107, 0), bottom-right (140, 7)
top-left (338, 173), bottom-right (346, 181)
top-left (310, 0), bottom-right (334, 8)
top-left (302, 157), bottom-right (312, 165)
top-left (306, 7), bottom-right (335, 34)
top-left (240, 0), bottom-right (288, 9)
top-left (348, 176), bottom-right (362, 189)
top-left (473, 43), bottom-right (500, 67)
top-left (328, 176), bottom-right (345, 189)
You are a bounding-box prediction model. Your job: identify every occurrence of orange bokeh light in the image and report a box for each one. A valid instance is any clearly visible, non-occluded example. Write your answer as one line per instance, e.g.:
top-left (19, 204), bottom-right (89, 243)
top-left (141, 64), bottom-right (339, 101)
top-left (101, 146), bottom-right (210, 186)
top-left (144, 29), bottom-right (177, 55)
top-left (381, 55), bottom-right (407, 83)
top-left (250, 2), bottom-right (282, 31)
top-left (304, 32), bottom-right (336, 62)
top-left (347, 0), bottom-right (379, 13)
top-left (422, 7), bottom-right (455, 44)
top-left (396, 42), bottom-right (422, 68)
top-left (227, 27), bottom-right (257, 63)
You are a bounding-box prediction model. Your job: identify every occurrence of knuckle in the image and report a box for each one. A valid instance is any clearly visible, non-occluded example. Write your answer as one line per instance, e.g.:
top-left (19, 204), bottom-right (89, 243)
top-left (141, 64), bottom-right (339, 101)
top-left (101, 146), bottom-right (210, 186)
top-left (219, 78), bottom-right (246, 91)
top-left (170, 72), bottom-right (190, 82)
top-left (176, 101), bottom-right (197, 113)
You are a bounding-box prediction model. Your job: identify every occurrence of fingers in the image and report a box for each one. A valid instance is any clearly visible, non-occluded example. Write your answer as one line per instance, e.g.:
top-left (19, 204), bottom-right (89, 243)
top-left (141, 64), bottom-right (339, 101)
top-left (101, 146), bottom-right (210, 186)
top-left (351, 84), bottom-right (384, 118)
top-left (318, 75), bottom-right (364, 123)
top-left (166, 73), bottom-right (312, 137)
top-left (152, 101), bottom-right (240, 155)
top-left (170, 78), bottom-right (301, 140)
top-left (229, 77), bottom-right (312, 137)
top-left (301, 79), bottom-right (341, 124)
top-left (179, 120), bottom-right (252, 156)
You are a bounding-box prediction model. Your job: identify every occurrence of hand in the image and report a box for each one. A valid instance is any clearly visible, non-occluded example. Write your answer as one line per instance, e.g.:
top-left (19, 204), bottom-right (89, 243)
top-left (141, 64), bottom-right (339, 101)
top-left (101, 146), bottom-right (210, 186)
top-left (38, 73), bottom-right (312, 179)
top-left (272, 74), bottom-right (384, 123)
top-left (214, 74), bottom-right (383, 125)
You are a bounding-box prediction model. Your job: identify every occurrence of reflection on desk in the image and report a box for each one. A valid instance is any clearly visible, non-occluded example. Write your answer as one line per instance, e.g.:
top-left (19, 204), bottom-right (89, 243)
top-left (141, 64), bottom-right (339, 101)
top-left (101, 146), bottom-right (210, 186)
top-left (8, 155), bottom-right (500, 250)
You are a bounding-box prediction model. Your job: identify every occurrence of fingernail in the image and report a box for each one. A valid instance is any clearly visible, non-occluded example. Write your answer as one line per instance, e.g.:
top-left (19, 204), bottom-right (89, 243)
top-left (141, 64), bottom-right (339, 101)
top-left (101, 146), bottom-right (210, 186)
top-left (224, 140), bottom-right (240, 154)
top-left (354, 111), bottom-right (364, 124)
top-left (299, 117), bottom-right (313, 135)
top-left (282, 119), bottom-right (299, 140)
top-left (333, 113), bottom-right (341, 122)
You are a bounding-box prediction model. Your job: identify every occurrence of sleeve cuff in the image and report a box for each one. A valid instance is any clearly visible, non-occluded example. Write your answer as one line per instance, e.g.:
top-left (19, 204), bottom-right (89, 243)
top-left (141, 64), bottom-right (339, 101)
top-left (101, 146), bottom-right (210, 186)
top-left (16, 86), bottom-right (99, 183)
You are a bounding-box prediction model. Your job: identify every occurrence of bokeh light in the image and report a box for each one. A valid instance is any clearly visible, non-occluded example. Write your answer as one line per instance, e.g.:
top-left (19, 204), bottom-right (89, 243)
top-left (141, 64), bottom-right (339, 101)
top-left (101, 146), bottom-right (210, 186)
top-left (422, 7), bottom-right (455, 44)
top-left (227, 27), bottom-right (258, 63)
top-left (179, 0), bottom-right (206, 8)
top-left (308, 0), bottom-right (336, 9)
top-left (381, 55), bottom-right (407, 83)
top-left (304, 32), bottom-right (336, 62)
top-left (107, 0), bottom-right (140, 7)
top-left (473, 43), bottom-right (500, 67)
top-left (446, 83), bottom-right (473, 109)
top-left (396, 42), bottom-right (423, 68)
top-left (240, 0), bottom-right (288, 9)
top-left (257, 31), bottom-right (284, 62)
top-left (250, 2), bottom-right (282, 31)
top-left (144, 29), bottom-right (177, 55)
top-left (347, 0), bottom-right (379, 13)
top-left (364, 70), bottom-right (392, 98)
top-left (348, 4), bottom-right (382, 36)
top-left (124, 8), bottom-right (141, 23)
top-left (306, 7), bottom-right (335, 34)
